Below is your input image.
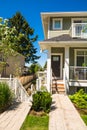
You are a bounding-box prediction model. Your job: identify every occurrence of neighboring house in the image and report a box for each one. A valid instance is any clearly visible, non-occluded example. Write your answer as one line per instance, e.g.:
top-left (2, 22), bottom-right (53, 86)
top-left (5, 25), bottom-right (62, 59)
top-left (0, 52), bottom-right (25, 77)
top-left (39, 12), bottom-right (87, 94)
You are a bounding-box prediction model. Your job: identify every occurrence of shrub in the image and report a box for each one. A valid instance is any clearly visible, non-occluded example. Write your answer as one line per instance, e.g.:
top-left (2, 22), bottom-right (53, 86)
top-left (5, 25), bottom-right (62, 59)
top-left (0, 82), bottom-right (14, 113)
top-left (32, 91), bottom-right (52, 112)
top-left (69, 89), bottom-right (87, 109)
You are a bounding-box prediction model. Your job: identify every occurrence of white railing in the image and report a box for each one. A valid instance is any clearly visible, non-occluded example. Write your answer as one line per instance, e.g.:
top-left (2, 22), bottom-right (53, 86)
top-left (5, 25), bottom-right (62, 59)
top-left (0, 78), bottom-right (31, 102)
top-left (71, 23), bottom-right (87, 38)
top-left (70, 66), bottom-right (87, 80)
top-left (36, 71), bottom-right (47, 91)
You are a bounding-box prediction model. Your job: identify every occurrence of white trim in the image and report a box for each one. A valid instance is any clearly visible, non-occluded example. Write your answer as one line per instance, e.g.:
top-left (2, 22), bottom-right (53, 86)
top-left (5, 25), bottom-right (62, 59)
top-left (52, 18), bottom-right (63, 30)
top-left (74, 49), bottom-right (87, 66)
top-left (48, 17), bottom-right (50, 39)
top-left (47, 47), bottom-right (51, 92)
top-left (51, 53), bottom-right (63, 79)
top-left (72, 18), bottom-right (87, 24)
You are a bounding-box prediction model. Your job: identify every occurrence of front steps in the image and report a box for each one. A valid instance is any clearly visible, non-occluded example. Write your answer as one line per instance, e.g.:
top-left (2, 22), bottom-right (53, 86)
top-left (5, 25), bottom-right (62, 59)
top-left (52, 80), bottom-right (65, 94)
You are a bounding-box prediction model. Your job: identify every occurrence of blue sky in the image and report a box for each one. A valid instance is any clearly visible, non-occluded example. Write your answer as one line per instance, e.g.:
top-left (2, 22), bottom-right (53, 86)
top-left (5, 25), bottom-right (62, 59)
top-left (0, 0), bottom-right (87, 67)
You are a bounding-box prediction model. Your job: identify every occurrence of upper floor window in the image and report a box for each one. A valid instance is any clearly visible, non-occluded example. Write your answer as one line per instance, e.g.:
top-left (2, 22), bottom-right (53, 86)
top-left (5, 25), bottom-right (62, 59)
top-left (53, 18), bottom-right (62, 30)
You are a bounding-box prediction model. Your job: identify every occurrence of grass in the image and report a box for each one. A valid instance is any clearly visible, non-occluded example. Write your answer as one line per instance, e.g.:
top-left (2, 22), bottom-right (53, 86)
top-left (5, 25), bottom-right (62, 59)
top-left (81, 115), bottom-right (87, 125)
top-left (20, 114), bottom-right (49, 130)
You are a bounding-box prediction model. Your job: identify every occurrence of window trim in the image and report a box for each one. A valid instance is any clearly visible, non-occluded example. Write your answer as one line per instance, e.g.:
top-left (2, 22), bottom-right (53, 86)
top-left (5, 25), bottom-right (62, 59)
top-left (52, 18), bottom-right (63, 30)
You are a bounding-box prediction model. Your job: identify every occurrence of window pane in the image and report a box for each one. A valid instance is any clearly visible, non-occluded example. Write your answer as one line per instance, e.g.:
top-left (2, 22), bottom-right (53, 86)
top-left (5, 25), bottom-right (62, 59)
top-left (77, 51), bottom-right (84, 55)
top-left (75, 25), bottom-right (82, 36)
top-left (53, 56), bottom-right (59, 61)
top-left (77, 56), bottom-right (84, 66)
top-left (54, 20), bottom-right (61, 29)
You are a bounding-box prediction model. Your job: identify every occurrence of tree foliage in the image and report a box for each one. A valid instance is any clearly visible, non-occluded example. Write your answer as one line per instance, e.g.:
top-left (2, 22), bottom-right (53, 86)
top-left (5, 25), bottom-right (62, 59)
top-left (0, 17), bottom-right (17, 59)
top-left (8, 12), bottom-right (40, 63)
top-left (29, 63), bottom-right (42, 74)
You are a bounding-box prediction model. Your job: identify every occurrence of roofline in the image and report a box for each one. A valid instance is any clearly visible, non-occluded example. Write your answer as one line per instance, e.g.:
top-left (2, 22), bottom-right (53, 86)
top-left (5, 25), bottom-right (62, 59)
top-left (39, 41), bottom-right (87, 51)
top-left (39, 40), bottom-right (87, 44)
top-left (41, 11), bottom-right (87, 17)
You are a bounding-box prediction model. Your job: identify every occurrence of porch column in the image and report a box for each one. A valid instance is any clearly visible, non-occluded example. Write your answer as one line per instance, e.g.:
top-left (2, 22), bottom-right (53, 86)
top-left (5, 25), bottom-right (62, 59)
top-left (64, 46), bottom-right (69, 92)
top-left (47, 47), bottom-right (51, 92)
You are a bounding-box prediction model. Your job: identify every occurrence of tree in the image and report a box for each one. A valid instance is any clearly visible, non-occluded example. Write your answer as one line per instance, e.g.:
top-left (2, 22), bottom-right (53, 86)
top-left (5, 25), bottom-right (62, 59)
top-left (0, 17), bottom-right (18, 74)
top-left (8, 12), bottom-right (40, 63)
top-left (29, 63), bottom-right (42, 74)
top-left (0, 18), bottom-right (17, 58)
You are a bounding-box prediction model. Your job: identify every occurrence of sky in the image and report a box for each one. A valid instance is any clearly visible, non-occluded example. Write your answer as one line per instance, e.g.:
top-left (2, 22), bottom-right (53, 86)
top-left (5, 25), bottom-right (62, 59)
top-left (0, 0), bottom-right (87, 67)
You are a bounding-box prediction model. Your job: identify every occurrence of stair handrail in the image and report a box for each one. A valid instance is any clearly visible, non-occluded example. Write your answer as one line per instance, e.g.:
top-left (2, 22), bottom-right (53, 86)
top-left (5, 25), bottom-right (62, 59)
top-left (52, 70), bottom-right (58, 93)
top-left (13, 78), bottom-right (31, 102)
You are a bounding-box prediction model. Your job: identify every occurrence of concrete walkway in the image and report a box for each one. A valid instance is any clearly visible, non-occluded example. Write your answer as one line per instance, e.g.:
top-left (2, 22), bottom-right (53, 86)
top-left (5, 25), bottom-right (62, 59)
top-left (0, 102), bottom-right (32, 130)
top-left (49, 94), bottom-right (87, 130)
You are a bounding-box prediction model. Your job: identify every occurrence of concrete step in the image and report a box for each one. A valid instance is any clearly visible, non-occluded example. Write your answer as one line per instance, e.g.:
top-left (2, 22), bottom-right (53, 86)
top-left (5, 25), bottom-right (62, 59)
top-left (52, 82), bottom-right (65, 94)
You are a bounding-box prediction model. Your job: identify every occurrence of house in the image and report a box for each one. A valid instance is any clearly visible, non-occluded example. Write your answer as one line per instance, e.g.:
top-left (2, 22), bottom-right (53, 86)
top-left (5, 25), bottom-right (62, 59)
top-left (39, 12), bottom-right (87, 94)
top-left (0, 52), bottom-right (25, 77)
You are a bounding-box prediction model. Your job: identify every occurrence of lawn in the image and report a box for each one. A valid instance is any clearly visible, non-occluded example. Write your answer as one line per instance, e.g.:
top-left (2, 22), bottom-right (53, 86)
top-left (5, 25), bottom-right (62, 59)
top-left (20, 114), bottom-right (49, 130)
top-left (81, 115), bottom-right (87, 125)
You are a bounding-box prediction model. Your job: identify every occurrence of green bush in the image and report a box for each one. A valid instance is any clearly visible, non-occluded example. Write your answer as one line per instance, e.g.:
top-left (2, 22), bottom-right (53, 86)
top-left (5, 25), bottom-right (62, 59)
top-left (69, 89), bottom-right (87, 109)
top-left (32, 91), bottom-right (52, 112)
top-left (0, 82), bottom-right (14, 113)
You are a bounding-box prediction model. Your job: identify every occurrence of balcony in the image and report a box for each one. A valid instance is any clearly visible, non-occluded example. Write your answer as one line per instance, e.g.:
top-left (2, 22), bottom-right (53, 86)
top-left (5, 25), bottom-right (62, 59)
top-left (71, 23), bottom-right (87, 38)
top-left (70, 66), bottom-right (87, 81)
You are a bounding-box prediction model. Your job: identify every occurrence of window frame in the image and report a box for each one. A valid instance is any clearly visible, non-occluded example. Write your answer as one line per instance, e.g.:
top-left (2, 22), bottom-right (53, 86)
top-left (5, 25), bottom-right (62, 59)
top-left (75, 49), bottom-right (87, 66)
top-left (52, 18), bottom-right (63, 30)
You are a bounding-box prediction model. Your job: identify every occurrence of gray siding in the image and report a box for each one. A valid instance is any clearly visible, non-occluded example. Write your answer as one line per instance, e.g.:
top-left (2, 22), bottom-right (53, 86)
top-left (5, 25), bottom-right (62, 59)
top-left (63, 17), bottom-right (71, 30)
top-left (69, 48), bottom-right (74, 66)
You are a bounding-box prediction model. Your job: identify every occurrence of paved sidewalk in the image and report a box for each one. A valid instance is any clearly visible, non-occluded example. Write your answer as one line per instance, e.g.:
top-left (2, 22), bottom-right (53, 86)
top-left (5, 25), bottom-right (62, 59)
top-left (0, 102), bottom-right (32, 130)
top-left (49, 94), bottom-right (87, 130)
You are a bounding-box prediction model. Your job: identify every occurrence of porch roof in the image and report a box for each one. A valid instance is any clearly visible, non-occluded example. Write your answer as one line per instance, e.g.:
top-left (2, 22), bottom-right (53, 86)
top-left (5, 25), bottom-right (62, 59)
top-left (44, 34), bottom-right (87, 42)
top-left (39, 34), bottom-right (87, 51)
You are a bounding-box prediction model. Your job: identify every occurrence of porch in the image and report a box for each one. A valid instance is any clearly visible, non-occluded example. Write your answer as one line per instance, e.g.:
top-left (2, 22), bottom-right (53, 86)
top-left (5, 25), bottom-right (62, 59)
top-left (37, 47), bottom-right (87, 94)
top-left (36, 66), bottom-right (87, 94)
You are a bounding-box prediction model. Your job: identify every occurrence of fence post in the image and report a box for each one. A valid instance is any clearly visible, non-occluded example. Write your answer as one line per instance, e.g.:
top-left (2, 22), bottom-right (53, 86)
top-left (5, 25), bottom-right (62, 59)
top-left (14, 78), bottom-right (17, 95)
top-left (36, 79), bottom-right (39, 91)
top-left (31, 84), bottom-right (33, 91)
top-left (39, 77), bottom-right (41, 90)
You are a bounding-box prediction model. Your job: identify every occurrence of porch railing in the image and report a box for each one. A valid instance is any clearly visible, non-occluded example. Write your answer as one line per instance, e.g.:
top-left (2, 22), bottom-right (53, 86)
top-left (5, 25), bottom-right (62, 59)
top-left (0, 78), bottom-right (31, 102)
top-left (71, 23), bottom-right (87, 38)
top-left (70, 66), bottom-right (87, 80)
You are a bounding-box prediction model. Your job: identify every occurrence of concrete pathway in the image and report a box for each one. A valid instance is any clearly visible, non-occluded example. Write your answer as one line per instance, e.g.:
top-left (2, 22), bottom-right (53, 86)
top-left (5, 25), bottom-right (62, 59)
top-left (49, 94), bottom-right (87, 130)
top-left (0, 102), bottom-right (32, 130)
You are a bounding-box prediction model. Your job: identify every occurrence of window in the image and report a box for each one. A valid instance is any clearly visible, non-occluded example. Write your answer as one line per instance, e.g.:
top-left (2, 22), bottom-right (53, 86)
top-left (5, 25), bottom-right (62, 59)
top-left (72, 18), bottom-right (87, 37)
top-left (75, 50), bottom-right (87, 66)
top-left (53, 56), bottom-right (59, 61)
top-left (53, 18), bottom-right (62, 30)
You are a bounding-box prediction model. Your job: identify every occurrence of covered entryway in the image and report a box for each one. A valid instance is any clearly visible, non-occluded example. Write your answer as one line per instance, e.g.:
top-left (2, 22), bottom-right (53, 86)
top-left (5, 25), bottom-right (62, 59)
top-left (51, 55), bottom-right (62, 79)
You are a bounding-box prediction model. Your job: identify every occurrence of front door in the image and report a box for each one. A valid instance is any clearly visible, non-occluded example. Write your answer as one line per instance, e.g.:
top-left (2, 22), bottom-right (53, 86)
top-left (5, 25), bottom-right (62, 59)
top-left (51, 55), bottom-right (61, 78)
